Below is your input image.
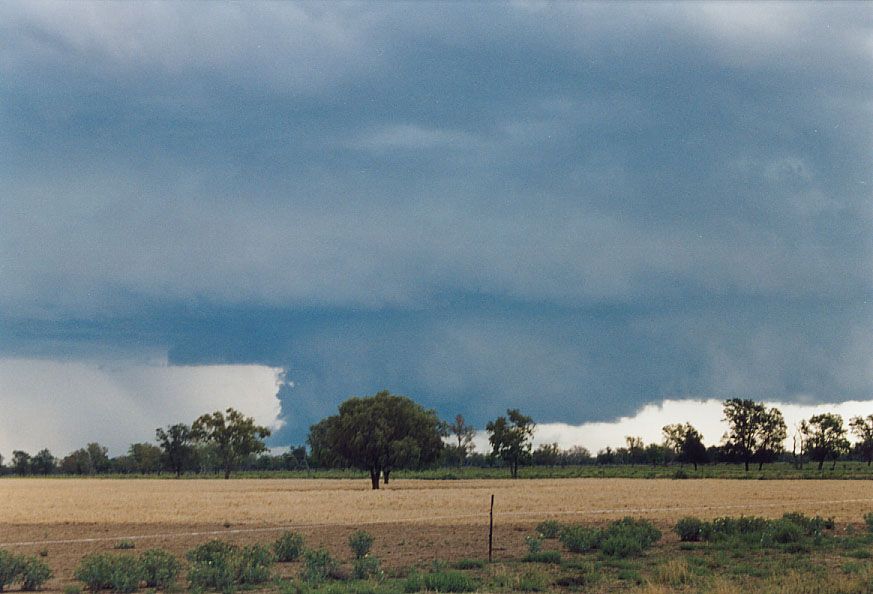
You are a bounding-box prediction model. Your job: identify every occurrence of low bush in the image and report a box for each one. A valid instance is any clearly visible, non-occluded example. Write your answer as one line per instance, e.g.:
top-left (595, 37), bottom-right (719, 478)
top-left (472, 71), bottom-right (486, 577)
top-left (599, 518), bottom-right (661, 558)
top-left (0, 551), bottom-right (23, 592)
top-left (423, 571), bottom-right (476, 593)
top-left (348, 531), bottom-right (374, 559)
top-left (302, 548), bottom-right (338, 585)
top-left (525, 536), bottom-right (541, 554)
top-left (559, 525), bottom-right (600, 553)
top-left (74, 554), bottom-right (115, 591)
top-left (114, 541), bottom-right (135, 550)
top-left (273, 531), bottom-right (305, 562)
top-left (138, 549), bottom-right (179, 590)
top-left (19, 557), bottom-right (53, 591)
top-left (864, 512), bottom-right (873, 533)
top-left (107, 555), bottom-right (143, 593)
top-left (762, 519), bottom-right (803, 545)
top-left (352, 556), bottom-right (381, 580)
top-left (535, 520), bottom-right (561, 539)
top-left (675, 517), bottom-right (704, 542)
top-left (235, 545), bottom-right (274, 585)
top-left (186, 541), bottom-right (238, 593)
top-left (402, 571), bottom-right (423, 593)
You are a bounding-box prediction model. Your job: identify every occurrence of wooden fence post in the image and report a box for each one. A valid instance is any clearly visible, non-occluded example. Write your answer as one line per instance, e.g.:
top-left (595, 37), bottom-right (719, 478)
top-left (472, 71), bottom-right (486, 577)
top-left (488, 493), bottom-right (494, 562)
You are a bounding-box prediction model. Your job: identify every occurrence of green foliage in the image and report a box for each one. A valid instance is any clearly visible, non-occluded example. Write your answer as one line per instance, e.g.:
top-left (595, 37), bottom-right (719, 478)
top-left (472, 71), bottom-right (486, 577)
top-left (522, 551), bottom-right (562, 564)
top-left (107, 555), bottom-right (143, 593)
top-left (186, 541), bottom-right (239, 593)
top-left (234, 544), bottom-right (274, 585)
top-left (191, 408), bottom-right (271, 479)
top-left (535, 520), bottom-right (561, 539)
top-left (864, 512), bottom-right (873, 533)
top-left (155, 424), bottom-right (194, 477)
top-left (74, 554), bottom-right (116, 591)
top-left (138, 549), bottom-right (179, 590)
top-left (348, 530), bottom-right (374, 559)
top-left (524, 536), bottom-right (541, 554)
top-left (559, 518), bottom-right (660, 558)
top-left (422, 571), bottom-right (476, 592)
top-left (63, 587), bottom-right (82, 594)
top-left (274, 531), bottom-right (306, 562)
top-left (114, 540), bottom-right (135, 550)
top-left (402, 571), bottom-right (423, 593)
top-left (0, 550), bottom-right (23, 592)
top-left (559, 524), bottom-right (601, 553)
top-left (307, 391), bottom-right (445, 489)
top-left (352, 556), bottom-right (381, 580)
top-left (19, 557), bottom-right (53, 591)
top-left (486, 409), bottom-right (535, 478)
top-left (302, 549), bottom-right (338, 584)
top-left (675, 517), bottom-right (704, 542)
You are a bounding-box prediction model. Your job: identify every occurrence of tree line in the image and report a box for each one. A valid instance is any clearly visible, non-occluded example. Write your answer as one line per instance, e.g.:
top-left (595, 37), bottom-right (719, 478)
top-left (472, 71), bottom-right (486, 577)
top-left (2, 394), bottom-right (873, 486)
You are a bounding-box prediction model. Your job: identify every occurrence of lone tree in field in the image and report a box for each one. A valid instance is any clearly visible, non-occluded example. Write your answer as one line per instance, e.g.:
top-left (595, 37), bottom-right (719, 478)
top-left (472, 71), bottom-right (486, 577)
top-left (721, 399), bottom-right (786, 472)
top-left (662, 423), bottom-right (708, 470)
top-left (307, 390), bottom-right (445, 489)
top-left (801, 413), bottom-right (850, 471)
top-left (191, 408), bottom-right (271, 479)
top-left (486, 409), bottom-right (535, 478)
top-left (447, 414), bottom-right (476, 466)
top-left (849, 415), bottom-right (873, 466)
top-left (156, 423), bottom-right (195, 477)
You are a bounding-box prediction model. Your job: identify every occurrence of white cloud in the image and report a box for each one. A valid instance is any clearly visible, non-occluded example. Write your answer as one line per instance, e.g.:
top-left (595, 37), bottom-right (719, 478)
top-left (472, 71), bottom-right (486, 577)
top-left (0, 358), bottom-right (284, 457)
top-left (473, 398), bottom-right (873, 455)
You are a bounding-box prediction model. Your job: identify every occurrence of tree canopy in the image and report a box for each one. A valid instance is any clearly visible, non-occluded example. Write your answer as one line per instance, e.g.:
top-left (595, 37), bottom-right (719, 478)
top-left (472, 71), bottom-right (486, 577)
top-left (191, 408), bottom-right (271, 479)
top-left (721, 399), bottom-right (786, 471)
top-left (307, 390), bottom-right (445, 489)
top-left (802, 413), bottom-right (850, 471)
top-left (486, 409), bottom-right (535, 478)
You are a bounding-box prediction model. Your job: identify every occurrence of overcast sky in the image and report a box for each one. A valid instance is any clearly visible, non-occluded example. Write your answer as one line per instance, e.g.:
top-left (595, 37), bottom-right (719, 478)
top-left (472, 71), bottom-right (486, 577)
top-left (1, 2), bottom-right (872, 455)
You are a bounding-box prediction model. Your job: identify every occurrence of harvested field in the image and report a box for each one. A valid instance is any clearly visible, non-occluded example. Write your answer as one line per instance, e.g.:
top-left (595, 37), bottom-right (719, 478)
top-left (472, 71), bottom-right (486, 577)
top-left (3, 478), bottom-right (873, 591)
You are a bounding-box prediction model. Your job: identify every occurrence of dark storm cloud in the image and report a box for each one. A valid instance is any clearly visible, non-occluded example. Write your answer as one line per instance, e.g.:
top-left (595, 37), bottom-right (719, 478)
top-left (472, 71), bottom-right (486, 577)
top-left (1, 2), bottom-right (871, 442)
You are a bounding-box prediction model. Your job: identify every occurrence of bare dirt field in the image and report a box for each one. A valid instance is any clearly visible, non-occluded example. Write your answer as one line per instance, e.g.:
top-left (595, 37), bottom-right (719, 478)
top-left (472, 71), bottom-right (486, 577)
top-left (3, 478), bottom-right (873, 591)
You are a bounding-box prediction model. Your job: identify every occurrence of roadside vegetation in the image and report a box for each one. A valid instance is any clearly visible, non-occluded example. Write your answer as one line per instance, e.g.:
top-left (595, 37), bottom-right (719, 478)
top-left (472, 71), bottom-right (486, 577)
top-left (6, 512), bottom-right (873, 592)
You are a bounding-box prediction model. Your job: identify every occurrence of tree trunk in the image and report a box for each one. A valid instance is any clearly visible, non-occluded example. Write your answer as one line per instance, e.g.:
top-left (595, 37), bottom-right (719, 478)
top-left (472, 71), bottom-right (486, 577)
top-left (831, 458), bottom-right (837, 471)
top-left (817, 459), bottom-right (824, 471)
top-left (370, 469), bottom-right (380, 490)
top-left (383, 469), bottom-right (391, 484)
top-left (758, 461), bottom-right (763, 471)
top-left (744, 459), bottom-right (749, 472)
top-left (224, 467), bottom-right (230, 480)
top-left (693, 462), bottom-right (698, 471)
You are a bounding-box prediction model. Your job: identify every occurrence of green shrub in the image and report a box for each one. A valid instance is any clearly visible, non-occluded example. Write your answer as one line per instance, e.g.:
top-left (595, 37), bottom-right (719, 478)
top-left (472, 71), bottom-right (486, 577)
top-left (762, 519), bottom-right (803, 545)
top-left (402, 571), bottom-right (423, 593)
top-left (107, 555), bottom-right (143, 593)
top-left (559, 525), bottom-right (600, 553)
top-left (273, 531), bottom-right (305, 562)
top-left (186, 541), bottom-right (238, 593)
top-left (235, 545), bottom-right (274, 585)
top-left (865, 512), bottom-right (873, 533)
top-left (348, 531), bottom-right (374, 559)
top-left (525, 536), bottom-right (541, 554)
top-left (302, 548), bottom-right (337, 584)
top-left (535, 520), bottom-right (561, 539)
top-left (522, 551), bottom-right (561, 564)
top-left (352, 556), bottom-right (381, 580)
top-left (423, 571), bottom-right (476, 592)
top-left (114, 541), bottom-right (135, 550)
top-left (74, 554), bottom-right (115, 591)
top-left (700, 516), bottom-right (769, 541)
top-left (672, 469), bottom-right (689, 480)
top-left (675, 517), bottom-right (704, 542)
top-left (0, 551), bottom-right (23, 592)
top-left (781, 512), bottom-right (834, 535)
top-left (599, 518), bottom-right (661, 557)
top-left (138, 549), bottom-right (179, 590)
top-left (63, 586), bottom-right (82, 594)
top-left (20, 557), bottom-right (53, 591)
